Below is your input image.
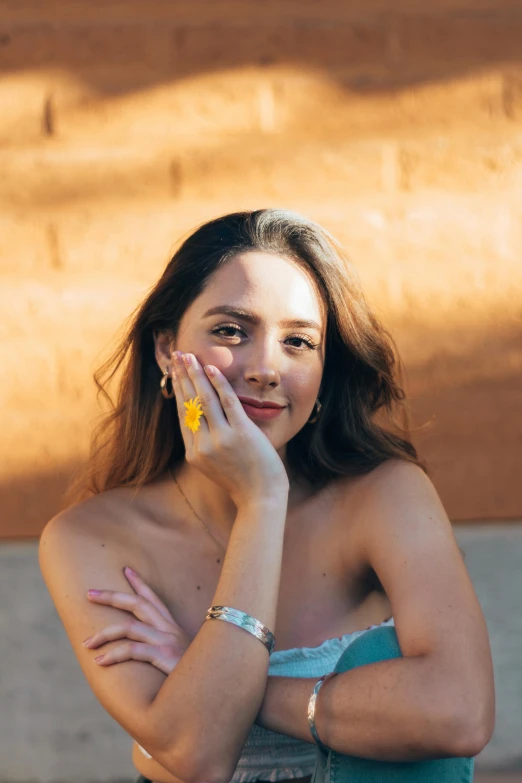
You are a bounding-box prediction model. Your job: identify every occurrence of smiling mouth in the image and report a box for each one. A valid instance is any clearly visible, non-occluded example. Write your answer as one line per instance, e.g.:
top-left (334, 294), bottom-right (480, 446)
top-left (240, 401), bottom-right (286, 421)
top-left (237, 396), bottom-right (286, 409)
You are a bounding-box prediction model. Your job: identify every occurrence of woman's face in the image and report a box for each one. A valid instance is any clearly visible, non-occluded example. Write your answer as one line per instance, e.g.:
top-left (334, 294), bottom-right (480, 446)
top-left (156, 251), bottom-right (326, 458)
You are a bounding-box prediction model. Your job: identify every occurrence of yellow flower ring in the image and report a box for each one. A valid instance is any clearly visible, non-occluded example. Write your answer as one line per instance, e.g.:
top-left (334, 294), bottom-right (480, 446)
top-left (183, 396), bottom-right (205, 433)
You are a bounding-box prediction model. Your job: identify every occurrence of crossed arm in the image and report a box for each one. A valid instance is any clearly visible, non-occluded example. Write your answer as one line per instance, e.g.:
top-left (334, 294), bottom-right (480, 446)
top-left (256, 461), bottom-right (495, 761)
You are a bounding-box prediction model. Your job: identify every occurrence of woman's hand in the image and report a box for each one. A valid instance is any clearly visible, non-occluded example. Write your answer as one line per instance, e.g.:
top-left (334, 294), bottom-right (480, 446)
top-left (170, 351), bottom-right (289, 507)
top-left (83, 566), bottom-right (191, 675)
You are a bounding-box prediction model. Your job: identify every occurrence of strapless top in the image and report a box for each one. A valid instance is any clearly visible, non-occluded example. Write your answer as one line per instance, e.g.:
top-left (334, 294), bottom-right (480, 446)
top-left (137, 617), bottom-right (395, 783)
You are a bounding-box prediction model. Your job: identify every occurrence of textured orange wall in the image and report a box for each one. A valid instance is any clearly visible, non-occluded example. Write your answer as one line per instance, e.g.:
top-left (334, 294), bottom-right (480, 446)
top-left (2, 1), bottom-right (522, 537)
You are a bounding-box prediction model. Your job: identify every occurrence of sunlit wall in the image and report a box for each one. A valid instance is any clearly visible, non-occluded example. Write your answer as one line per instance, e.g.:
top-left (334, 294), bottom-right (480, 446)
top-left (2, 0), bottom-right (522, 536)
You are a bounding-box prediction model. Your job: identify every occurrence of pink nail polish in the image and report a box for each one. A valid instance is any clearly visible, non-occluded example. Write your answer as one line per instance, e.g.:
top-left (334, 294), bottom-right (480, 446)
top-left (125, 566), bottom-right (137, 577)
top-left (82, 637), bottom-right (93, 646)
top-left (182, 353), bottom-right (192, 367)
top-left (88, 589), bottom-right (101, 596)
top-left (94, 654), bottom-right (104, 663)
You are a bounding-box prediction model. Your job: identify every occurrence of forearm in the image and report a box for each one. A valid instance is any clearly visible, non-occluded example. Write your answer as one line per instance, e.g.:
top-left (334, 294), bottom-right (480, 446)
top-left (256, 657), bottom-right (474, 762)
top-left (147, 494), bottom-right (288, 782)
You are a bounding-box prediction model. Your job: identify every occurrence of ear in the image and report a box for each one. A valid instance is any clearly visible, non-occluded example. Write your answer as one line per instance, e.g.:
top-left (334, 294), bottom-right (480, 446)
top-left (153, 329), bottom-right (175, 372)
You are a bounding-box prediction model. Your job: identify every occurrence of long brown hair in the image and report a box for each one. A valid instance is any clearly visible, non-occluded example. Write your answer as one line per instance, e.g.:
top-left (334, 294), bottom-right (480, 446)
top-left (65, 208), bottom-right (425, 506)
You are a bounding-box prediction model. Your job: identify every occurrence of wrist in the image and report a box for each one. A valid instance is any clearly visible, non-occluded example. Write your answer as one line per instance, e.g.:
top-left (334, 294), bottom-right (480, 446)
top-left (234, 487), bottom-right (289, 513)
top-left (308, 672), bottom-right (338, 752)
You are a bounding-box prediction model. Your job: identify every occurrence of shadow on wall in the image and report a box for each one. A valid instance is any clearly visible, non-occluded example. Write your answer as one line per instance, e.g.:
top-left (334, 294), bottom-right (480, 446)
top-left (2, 3), bottom-right (522, 100)
top-left (1, 3), bottom-right (522, 175)
top-left (3, 315), bottom-right (521, 539)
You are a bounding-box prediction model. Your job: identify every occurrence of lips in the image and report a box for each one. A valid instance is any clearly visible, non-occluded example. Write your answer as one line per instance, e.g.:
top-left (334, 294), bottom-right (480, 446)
top-left (237, 396), bottom-right (285, 409)
top-left (240, 402), bottom-right (285, 422)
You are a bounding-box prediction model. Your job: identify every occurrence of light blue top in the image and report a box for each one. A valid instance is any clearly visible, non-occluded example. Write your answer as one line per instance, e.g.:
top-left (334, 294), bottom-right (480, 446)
top-left (229, 617), bottom-right (395, 783)
top-left (137, 617), bottom-right (395, 782)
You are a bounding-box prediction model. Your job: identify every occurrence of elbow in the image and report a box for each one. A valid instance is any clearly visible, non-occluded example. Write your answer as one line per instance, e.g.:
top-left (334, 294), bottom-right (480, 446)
top-left (182, 763), bottom-right (232, 783)
top-left (136, 714), bottom-right (233, 783)
top-left (178, 763), bottom-right (232, 783)
top-left (445, 698), bottom-right (496, 758)
top-left (453, 715), bottom-right (495, 759)
top-left (161, 743), bottom-right (232, 783)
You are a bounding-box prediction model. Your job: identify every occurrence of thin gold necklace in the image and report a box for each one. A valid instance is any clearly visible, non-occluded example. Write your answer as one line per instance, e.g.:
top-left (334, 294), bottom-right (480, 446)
top-left (170, 468), bottom-right (227, 552)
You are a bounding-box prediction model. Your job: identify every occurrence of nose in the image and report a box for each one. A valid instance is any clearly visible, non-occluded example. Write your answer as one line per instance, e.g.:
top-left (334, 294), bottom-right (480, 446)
top-left (242, 337), bottom-right (281, 389)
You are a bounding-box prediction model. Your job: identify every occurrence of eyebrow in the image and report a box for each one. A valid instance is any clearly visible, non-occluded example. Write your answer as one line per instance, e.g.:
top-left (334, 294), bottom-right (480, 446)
top-left (202, 305), bottom-right (323, 332)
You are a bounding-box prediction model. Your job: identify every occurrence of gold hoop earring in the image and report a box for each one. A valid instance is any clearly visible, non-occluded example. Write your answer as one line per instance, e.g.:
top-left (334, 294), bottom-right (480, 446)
top-left (307, 398), bottom-right (322, 424)
top-left (160, 368), bottom-right (175, 399)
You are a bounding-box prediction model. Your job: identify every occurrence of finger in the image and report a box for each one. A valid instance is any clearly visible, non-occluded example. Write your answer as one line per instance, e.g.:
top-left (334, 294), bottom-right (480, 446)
top-left (93, 641), bottom-right (171, 673)
top-left (199, 364), bottom-right (246, 428)
top-left (87, 589), bottom-right (172, 632)
top-left (83, 619), bottom-right (169, 649)
top-left (183, 354), bottom-right (230, 431)
top-left (173, 352), bottom-right (205, 418)
top-left (170, 363), bottom-right (197, 448)
top-left (123, 567), bottom-right (177, 625)
top-left (171, 357), bottom-right (209, 440)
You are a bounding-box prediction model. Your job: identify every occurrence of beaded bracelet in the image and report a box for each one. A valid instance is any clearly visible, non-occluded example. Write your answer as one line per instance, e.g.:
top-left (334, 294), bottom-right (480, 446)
top-left (205, 605), bottom-right (276, 654)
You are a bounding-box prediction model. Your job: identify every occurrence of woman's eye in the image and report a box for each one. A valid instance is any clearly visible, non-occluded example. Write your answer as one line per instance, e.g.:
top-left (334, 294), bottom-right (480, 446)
top-left (211, 325), bottom-right (243, 339)
top-left (290, 337), bottom-right (317, 350)
top-left (210, 324), bottom-right (318, 351)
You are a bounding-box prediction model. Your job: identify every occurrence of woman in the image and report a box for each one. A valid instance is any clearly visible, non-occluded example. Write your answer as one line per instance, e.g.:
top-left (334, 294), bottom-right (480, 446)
top-left (39, 209), bottom-right (495, 783)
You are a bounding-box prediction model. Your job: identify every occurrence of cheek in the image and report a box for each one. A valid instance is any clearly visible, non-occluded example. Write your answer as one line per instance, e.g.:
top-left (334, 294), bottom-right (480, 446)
top-left (203, 346), bottom-right (234, 366)
top-left (193, 346), bottom-right (236, 376)
top-left (189, 340), bottom-right (227, 361)
top-left (286, 370), bottom-right (321, 405)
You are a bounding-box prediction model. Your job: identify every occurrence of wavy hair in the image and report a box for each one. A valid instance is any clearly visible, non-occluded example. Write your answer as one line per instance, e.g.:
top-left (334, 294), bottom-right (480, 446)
top-left (65, 208), bottom-right (425, 505)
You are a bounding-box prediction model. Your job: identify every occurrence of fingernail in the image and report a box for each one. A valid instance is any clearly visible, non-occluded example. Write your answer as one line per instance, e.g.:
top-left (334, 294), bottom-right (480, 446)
top-left (94, 655), bottom-right (105, 663)
top-left (125, 566), bottom-right (137, 577)
top-left (182, 353), bottom-right (192, 367)
top-left (82, 636), bottom-right (93, 646)
top-left (204, 365), bottom-right (215, 376)
top-left (174, 351), bottom-right (183, 363)
top-left (88, 589), bottom-right (101, 596)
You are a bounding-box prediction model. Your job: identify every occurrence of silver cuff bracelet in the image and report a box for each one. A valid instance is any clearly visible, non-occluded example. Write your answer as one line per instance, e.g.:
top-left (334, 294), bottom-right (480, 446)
top-left (205, 605), bottom-right (276, 654)
top-left (307, 671), bottom-right (339, 753)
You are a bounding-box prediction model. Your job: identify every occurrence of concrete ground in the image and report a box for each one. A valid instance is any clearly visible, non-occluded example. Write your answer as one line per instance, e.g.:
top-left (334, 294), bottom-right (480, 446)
top-left (475, 777), bottom-right (522, 782)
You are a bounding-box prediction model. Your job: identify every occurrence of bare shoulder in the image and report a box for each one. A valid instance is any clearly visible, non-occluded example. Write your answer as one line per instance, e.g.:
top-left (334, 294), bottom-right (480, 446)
top-left (38, 487), bottom-right (139, 646)
top-left (339, 458), bottom-right (487, 653)
top-left (331, 459), bottom-right (436, 543)
top-left (42, 485), bottom-right (128, 538)
top-left (355, 457), bottom-right (433, 500)
top-left (38, 484), bottom-right (156, 633)
top-left (41, 478), bottom-right (159, 556)
top-left (332, 458), bottom-right (474, 644)
top-left (343, 458), bottom-right (455, 566)
top-left (38, 488), bottom-right (169, 753)
top-left (347, 458), bottom-right (443, 532)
